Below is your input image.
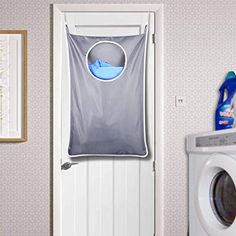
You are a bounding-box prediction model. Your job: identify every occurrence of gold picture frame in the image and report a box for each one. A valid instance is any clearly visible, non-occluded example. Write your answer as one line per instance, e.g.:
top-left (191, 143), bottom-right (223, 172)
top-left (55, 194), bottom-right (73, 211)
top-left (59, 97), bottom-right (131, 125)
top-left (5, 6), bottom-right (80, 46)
top-left (0, 30), bottom-right (27, 142)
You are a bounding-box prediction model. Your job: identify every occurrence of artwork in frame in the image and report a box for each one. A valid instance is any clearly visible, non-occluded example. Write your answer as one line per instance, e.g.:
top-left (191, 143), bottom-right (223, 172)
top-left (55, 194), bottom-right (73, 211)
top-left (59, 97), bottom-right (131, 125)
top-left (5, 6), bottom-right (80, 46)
top-left (0, 30), bottom-right (27, 141)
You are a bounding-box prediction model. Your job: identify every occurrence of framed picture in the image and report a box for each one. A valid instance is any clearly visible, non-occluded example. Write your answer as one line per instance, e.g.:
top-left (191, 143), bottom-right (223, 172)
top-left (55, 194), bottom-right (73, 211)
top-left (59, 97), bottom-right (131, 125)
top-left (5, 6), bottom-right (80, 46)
top-left (0, 30), bottom-right (27, 141)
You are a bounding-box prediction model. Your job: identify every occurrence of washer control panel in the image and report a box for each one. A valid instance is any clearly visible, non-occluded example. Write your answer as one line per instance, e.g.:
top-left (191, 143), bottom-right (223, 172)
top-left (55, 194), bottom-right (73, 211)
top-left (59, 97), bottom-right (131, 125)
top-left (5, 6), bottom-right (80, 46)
top-left (196, 133), bottom-right (236, 147)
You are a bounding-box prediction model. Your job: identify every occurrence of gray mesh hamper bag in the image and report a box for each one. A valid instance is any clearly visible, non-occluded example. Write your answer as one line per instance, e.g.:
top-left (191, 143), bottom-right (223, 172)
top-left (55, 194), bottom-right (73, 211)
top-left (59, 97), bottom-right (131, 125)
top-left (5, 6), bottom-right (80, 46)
top-left (66, 25), bottom-right (149, 157)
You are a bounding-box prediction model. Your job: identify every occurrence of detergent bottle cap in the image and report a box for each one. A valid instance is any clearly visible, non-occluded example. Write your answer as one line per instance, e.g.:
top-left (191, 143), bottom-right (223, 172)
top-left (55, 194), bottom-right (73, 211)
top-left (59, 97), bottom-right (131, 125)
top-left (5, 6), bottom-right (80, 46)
top-left (226, 71), bottom-right (236, 80)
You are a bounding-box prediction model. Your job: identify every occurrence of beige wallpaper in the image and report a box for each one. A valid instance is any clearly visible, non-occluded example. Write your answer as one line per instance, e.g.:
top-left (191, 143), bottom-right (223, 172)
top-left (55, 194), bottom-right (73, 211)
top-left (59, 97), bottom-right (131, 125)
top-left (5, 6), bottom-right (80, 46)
top-left (164, 1), bottom-right (236, 235)
top-left (0, 0), bottom-right (236, 235)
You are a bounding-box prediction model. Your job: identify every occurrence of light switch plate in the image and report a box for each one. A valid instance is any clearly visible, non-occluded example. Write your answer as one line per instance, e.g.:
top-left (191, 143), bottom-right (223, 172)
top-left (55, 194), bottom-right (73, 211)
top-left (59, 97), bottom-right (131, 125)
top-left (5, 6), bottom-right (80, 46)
top-left (175, 96), bottom-right (185, 107)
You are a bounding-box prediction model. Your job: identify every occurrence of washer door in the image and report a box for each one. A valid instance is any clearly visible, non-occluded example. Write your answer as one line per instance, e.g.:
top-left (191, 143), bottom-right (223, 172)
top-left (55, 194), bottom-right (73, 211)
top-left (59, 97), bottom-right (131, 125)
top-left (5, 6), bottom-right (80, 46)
top-left (196, 153), bottom-right (236, 236)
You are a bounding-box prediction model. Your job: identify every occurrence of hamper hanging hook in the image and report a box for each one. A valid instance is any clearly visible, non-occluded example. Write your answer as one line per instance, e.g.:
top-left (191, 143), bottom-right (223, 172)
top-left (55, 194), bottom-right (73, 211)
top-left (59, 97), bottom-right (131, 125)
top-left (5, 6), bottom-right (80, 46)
top-left (64, 13), bottom-right (67, 25)
top-left (143, 11), bottom-right (150, 34)
top-left (64, 13), bottom-right (69, 34)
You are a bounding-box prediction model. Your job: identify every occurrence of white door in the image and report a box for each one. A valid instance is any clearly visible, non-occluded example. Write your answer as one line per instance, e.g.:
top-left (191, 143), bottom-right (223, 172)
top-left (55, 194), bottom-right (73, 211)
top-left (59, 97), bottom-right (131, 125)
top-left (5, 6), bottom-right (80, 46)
top-left (54, 6), bottom-right (159, 236)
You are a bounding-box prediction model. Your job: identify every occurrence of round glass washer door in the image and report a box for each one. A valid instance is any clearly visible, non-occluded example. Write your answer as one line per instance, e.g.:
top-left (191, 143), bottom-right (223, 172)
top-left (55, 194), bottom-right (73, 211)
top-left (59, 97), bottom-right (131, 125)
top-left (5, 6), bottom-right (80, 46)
top-left (210, 170), bottom-right (236, 227)
top-left (196, 154), bottom-right (236, 236)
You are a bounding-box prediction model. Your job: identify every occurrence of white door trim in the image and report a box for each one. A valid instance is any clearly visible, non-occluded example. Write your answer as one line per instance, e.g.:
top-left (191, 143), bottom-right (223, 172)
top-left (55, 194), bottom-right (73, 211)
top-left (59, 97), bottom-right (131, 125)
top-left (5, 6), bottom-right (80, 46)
top-left (53, 4), bottom-right (164, 236)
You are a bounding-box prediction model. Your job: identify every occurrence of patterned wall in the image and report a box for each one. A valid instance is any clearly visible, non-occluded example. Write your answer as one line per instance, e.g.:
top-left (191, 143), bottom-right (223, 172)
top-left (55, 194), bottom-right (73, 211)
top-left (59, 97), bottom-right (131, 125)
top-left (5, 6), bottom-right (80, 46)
top-left (164, 1), bottom-right (236, 235)
top-left (0, 0), bottom-right (236, 235)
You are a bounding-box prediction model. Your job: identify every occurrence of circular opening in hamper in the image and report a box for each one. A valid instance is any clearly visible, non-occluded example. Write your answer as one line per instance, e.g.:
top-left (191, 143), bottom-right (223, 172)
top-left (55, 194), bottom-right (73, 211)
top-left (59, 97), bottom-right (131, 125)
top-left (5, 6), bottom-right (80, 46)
top-left (86, 41), bottom-right (127, 82)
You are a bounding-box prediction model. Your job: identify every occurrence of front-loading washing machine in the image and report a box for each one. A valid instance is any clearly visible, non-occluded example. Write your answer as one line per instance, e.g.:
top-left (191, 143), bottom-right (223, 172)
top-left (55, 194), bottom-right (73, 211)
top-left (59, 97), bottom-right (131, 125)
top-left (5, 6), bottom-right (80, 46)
top-left (187, 129), bottom-right (236, 236)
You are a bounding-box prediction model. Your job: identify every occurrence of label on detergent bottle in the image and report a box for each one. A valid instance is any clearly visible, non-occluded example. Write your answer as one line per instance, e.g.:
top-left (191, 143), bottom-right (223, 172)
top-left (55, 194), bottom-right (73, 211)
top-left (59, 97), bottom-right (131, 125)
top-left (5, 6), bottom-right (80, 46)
top-left (217, 104), bottom-right (234, 128)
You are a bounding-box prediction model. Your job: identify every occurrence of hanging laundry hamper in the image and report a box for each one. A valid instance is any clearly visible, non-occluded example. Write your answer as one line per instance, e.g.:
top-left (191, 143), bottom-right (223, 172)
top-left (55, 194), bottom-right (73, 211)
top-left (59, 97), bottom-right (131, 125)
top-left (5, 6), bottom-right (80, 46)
top-left (66, 25), bottom-right (149, 157)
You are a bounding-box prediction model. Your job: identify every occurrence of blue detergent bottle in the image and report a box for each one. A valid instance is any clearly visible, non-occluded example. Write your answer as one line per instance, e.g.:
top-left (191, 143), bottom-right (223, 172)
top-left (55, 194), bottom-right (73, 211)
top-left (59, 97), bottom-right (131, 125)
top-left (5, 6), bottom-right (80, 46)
top-left (215, 71), bottom-right (236, 130)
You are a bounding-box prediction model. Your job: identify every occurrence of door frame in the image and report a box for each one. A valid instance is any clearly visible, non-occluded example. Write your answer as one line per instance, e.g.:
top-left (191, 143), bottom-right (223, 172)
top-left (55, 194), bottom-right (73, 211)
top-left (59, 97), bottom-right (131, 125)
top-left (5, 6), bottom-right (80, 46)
top-left (53, 4), bottom-right (164, 236)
